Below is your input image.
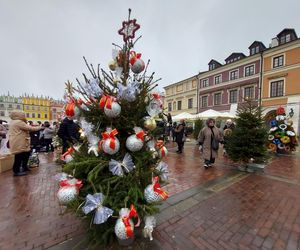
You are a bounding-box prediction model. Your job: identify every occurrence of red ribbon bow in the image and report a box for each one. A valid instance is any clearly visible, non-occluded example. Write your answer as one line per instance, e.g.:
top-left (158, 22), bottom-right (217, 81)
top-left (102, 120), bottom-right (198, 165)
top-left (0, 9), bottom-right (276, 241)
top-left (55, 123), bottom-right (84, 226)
top-left (153, 176), bottom-right (168, 200)
top-left (65, 101), bottom-right (76, 117)
top-left (155, 140), bottom-right (164, 149)
top-left (101, 129), bottom-right (118, 150)
top-left (152, 93), bottom-right (161, 100)
top-left (59, 179), bottom-right (83, 190)
top-left (122, 204), bottom-right (140, 238)
top-left (99, 95), bottom-right (113, 109)
top-left (135, 130), bottom-right (145, 141)
top-left (60, 147), bottom-right (74, 161)
top-left (130, 51), bottom-right (142, 66)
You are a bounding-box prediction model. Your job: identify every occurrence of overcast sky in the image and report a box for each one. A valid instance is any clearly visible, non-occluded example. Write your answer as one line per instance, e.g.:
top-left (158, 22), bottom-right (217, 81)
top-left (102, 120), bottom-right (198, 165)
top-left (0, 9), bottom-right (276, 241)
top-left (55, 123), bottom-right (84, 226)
top-left (1, 0), bottom-right (300, 99)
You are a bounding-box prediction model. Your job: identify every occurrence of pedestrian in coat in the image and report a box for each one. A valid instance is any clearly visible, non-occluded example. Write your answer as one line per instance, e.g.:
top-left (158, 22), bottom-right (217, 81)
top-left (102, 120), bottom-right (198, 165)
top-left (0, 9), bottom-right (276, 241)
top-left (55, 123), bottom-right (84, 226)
top-left (8, 111), bottom-right (42, 176)
top-left (57, 117), bottom-right (80, 154)
top-left (43, 121), bottom-right (54, 152)
top-left (198, 118), bottom-right (223, 169)
top-left (175, 119), bottom-right (186, 154)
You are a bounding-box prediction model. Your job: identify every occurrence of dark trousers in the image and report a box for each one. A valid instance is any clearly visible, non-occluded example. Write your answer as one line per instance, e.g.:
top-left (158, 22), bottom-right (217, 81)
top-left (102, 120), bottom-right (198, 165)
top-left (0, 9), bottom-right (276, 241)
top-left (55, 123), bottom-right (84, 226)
top-left (204, 150), bottom-right (215, 165)
top-left (44, 138), bottom-right (54, 152)
top-left (13, 152), bottom-right (30, 174)
top-left (177, 141), bottom-right (184, 152)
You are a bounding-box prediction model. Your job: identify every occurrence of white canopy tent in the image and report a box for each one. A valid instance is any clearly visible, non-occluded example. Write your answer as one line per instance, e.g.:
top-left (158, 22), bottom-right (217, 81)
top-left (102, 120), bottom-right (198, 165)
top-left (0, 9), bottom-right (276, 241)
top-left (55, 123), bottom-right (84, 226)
top-left (172, 112), bottom-right (195, 121)
top-left (219, 112), bottom-right (236, 118)
top-left (194, 109), bottom-right (223, 119)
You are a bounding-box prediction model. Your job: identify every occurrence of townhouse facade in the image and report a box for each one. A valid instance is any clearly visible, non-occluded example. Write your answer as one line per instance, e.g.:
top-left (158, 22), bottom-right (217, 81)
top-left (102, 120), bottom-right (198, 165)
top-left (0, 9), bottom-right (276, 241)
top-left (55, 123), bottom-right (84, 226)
top-left (22, 95), bottom-right (51, 122)
top-left (0, 95), bottom-right (23, 122)
top-left (261, 29), bottom-right (300, 134)
top-left (50, 100), bottom-right (64, 121)
top-left (163, 75), bottom-right (198, 116)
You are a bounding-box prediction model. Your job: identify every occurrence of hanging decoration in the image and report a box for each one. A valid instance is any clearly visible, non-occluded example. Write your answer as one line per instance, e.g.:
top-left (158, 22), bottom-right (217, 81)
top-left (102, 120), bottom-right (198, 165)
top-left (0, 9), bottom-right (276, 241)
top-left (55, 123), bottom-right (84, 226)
top-left (101, 128), bottom-right (120, 155)
top-left (126, 127), bottom-right (145, 152)
top-left (109, 153), bottom-right (135, 177)
top-left (144, 176), bottom-right (168, 203)
top-left (57, 178), bottom-right (83, 204)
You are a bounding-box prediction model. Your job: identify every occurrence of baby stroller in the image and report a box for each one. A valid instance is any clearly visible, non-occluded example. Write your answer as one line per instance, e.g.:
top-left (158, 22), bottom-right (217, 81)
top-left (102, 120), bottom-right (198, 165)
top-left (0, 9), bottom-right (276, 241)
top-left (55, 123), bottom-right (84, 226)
top-left (28, 149), bottom-right (40, 168)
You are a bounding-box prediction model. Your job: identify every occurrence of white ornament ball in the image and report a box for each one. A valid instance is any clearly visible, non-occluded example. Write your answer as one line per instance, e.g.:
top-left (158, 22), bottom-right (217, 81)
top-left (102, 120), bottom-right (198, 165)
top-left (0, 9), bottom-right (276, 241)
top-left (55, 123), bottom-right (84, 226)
top-left (57, 186), bottom-right (78, 204)
top-left (144, 184), bottom-right (163, 203)
top-left (115, 218), bottom-right (134, 240)
top-left (104, 102), bottom-right (121, 118)
top-left (146, 100), bottom-right (162, 117)
top-left (65, 155), bottom-right (73, 163)
top-left (126, 135), bottom-right (144, 152)
top-left (103, 138), bottom-right (120, 155)
top-left (131, 59), bottom-right (145, 74)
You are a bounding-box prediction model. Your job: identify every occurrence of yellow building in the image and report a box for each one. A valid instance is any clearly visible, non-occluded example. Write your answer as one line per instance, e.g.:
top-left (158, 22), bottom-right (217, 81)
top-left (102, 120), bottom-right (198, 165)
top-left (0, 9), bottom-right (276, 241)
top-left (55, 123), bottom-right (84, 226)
top-left (262, 29), bottom-right (300, 135)
top-left (22, 95), bottom-right (51, 121)
top-left (164, 75), bottom-right (198, 117)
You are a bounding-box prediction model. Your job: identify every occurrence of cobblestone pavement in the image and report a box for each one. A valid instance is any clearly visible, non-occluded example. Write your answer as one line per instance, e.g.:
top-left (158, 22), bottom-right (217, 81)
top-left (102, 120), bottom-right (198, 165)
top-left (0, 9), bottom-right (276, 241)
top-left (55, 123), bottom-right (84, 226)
top-left (1, 143), bottom-right (300, 249)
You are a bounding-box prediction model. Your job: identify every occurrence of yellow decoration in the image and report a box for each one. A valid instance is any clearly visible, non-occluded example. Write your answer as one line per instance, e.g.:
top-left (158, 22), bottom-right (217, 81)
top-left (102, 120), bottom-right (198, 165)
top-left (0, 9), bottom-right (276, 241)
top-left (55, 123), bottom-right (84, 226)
top-left (281, 136), bottom-right (290, 144)
top-left (144, 117), bottom-right (157, 131)
top-left (109, 60), bottom-right (118, 71)
top-left (268, 143), bottom-right (277, 151)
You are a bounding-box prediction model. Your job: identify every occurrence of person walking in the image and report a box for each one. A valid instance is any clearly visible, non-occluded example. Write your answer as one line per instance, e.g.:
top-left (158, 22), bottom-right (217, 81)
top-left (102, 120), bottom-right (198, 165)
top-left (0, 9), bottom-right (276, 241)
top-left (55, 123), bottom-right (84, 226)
top-left (43, 121), bottom-right (55, 152)
top-left (174, 119), bottom-right (186, 154)
top-left (57, 117), bottom-right (80, 154)
top-left (8, 111), bottom-right (42, 176)
top-left (222, 119), bottom-right (235, 156)
top-left (198, 118), bottom-right (223, 169)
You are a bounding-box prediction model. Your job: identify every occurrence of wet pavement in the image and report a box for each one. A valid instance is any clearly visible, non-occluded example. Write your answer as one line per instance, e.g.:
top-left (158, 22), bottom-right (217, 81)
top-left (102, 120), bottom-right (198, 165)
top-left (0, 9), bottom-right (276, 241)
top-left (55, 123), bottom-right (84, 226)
top-left (0, 141), bottom-right (300, 249)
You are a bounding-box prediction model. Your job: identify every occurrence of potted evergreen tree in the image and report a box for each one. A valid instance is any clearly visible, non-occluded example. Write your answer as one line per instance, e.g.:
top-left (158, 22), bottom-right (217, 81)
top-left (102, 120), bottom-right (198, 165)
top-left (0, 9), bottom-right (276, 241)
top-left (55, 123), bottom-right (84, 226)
top-left (226, 100), bottom-right (269, 172)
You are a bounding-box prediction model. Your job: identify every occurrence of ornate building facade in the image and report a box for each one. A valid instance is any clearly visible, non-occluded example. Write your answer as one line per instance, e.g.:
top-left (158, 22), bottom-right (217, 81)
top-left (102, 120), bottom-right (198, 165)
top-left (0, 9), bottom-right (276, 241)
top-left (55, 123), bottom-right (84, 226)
top-left (0, 94), bottom-right (23, 122)
top-left (22, 95), bottom-right (51, 122)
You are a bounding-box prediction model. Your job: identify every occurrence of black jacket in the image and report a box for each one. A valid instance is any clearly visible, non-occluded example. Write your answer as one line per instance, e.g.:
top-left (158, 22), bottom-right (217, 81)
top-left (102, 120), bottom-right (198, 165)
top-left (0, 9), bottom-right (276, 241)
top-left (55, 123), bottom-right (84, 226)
top-left (57, 118), bottom-right (80, 143)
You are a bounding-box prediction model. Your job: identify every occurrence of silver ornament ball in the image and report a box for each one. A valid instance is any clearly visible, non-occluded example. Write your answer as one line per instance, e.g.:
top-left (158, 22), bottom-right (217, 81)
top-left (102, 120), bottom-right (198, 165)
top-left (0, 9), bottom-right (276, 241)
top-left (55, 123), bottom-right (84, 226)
top-left (126, 135), bottom-right (143, 152)
top-left (104, 102), bottom-right (121, 118)
top-left (57, 186), bottom-right (78, 204)
top-left (131, 59), bottom-right (145, 74)
top-left (144, 184), bottom-right (163, 203)
top-left (103, 138), bottom-right (120, 155)
top-left (115, 218), bottom-right (134, 240)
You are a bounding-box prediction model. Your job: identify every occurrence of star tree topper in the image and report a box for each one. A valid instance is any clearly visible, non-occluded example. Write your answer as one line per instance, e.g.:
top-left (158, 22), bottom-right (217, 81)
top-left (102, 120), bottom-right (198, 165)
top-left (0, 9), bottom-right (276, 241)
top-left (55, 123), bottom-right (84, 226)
top-left (118, 9), bottom-right (140, 42)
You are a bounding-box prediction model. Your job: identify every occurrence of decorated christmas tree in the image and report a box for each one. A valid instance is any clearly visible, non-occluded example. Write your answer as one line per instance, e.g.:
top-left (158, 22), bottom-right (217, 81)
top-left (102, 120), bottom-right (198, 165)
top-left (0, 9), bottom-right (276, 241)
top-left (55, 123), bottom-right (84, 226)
top-left (55, 10), bottom-right (169, 247)
top-left (225, 100), bottom-right (269, 167)
top-left (267, 106), bottom-right (298, 153)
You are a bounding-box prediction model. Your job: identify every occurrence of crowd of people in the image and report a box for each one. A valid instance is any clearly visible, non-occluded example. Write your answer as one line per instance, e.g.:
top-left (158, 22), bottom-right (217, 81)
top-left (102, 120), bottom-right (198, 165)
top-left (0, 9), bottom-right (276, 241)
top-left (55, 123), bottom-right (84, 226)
top-left (0, 111), bottom-right (81, 177)
top-left (0, 109), bottom-right (236, 176)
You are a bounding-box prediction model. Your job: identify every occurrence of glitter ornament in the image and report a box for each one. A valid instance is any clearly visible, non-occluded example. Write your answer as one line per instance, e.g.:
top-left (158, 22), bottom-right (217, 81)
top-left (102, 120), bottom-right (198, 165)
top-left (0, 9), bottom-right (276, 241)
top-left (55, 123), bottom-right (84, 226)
top-left (126, 128), bottom-right (145, 152)
top-left (144, 177), bottom-right (168, 203)
top-left (101, 128), bottom-right (120, 155)
top-left (104, 102), bottom-right (121, 118)
top-left (144, 117), bottom-right (157, 131)
top-left (114, 205), bottom-right (140, 240)
top-left (57, 186), bottom-right (78, 204)
top-left (131, 59), bottom-right (145, 74)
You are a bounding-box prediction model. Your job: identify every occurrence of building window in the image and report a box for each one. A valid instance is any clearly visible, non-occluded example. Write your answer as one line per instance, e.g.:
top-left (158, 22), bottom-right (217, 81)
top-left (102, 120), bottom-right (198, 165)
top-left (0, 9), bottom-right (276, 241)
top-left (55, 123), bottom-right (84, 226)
top-left (270, 80), bottom-right (284, 97)
top-left (214, 93), bottom-right (221, 105)
top-left (8, 104), bottom-right (12, 108)
top-left (0, 104), bottom-right (4, 108)
top-left (26, 105), bottom-right (29, 110)
top-left (177, 101), bottom-right (182, 110)
top-left (16, 104), bottom-right (21, 109)
top-left (230, 70), bottom-right (239, 80)
top-left (280, 34), bottom-right (291, 44)
top-left (214, 75), bottom-right (221, 84)
top-left (38, 114), bottom-right (41, 118)
top-left (0, 111), bottom-right (4, 116)
top-left (245, 65), bottom-right (255, 77)
top-left (229, 90), bottom-right (238, 103)
top-left (255, 46), bottom-right (259, 53)
top-left (168, 103), bottom-right (172, 112)
top-left (45, 114), bottom-right (48, 119)
top-left (273, 55), bottom-right (284, 68)
top-left (251, 48), bottom-right (255, 55)
top-left (244, 87), bottom-right (254, 99)
top-left (209, 64), bottom-right (215, 70)
top-left (32, 113), bottom-right (35, 118)
top-left (26, 113), bottom-right (30, 118)
top-left (201, 96), bottom-right (208, 108)
top-left (202, 79), bottom-right (208, 88)
top-left (32, 106), bottom-right (35, 110)
top-left (188, 98), bottom-right (193, 109)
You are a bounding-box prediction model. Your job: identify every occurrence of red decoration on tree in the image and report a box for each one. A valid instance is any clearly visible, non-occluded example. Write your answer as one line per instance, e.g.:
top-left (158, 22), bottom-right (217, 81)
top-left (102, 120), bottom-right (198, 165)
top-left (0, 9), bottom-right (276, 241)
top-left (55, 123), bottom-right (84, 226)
top-left (276, 106), bottom-right (285, 115)
top-left (118, 19), bottom-right (140, 42)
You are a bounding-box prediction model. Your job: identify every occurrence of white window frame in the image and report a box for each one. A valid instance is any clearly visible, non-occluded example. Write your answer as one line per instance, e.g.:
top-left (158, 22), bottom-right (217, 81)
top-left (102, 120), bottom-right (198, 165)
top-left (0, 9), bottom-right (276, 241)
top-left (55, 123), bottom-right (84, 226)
top-left (244, 64), bottom-right (255, 77)
top-left (243, 86), bottom-right (255, 100)
top-left (213, 92), bottom-right (222, 106)
top-left (201, 95), bottom-right (208, 108)
top-left (228, 89), bottom-right (238, 104)
top-left (269, 77), bottom-right (285, 98)
top-left (229, 69), bottom-right (239, 81)
top-left (202, 78), bottom-right (209, 88)
top-left (271, 54), bottom-right (285, 68)
top-left (214, 74), bottom-right (222, 85)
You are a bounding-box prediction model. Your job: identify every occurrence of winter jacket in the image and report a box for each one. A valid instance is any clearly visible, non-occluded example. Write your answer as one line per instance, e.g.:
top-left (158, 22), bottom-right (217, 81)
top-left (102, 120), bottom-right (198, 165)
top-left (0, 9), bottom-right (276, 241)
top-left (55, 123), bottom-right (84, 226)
top-left (8, 111), bottom-right (41, 154)
top-left (43, 127), bottom-right (54, 139)
top-left (57, 117), bottom-right (80, 144)
top-left (198, 126), bottom-right (223, 160)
